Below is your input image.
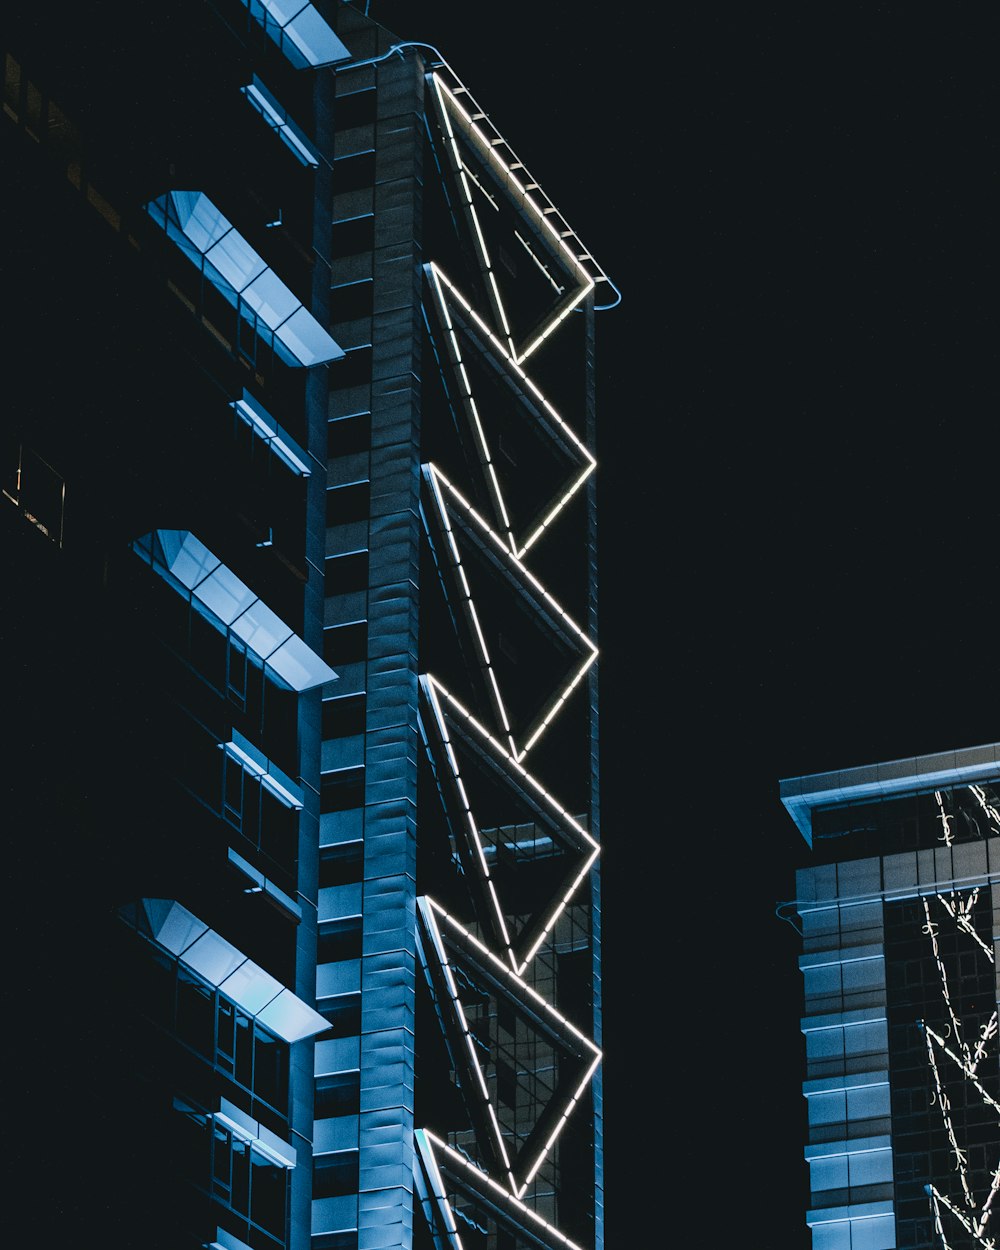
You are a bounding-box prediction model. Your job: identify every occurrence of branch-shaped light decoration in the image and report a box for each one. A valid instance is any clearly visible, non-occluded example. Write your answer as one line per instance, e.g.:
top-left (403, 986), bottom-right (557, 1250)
top-left (921, 884), bottom-right (1000, 1247)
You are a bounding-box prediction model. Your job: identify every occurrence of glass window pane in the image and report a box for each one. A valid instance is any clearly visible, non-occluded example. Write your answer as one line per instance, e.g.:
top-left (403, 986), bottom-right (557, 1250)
top-left (241, 267), bottom-right (299, 327)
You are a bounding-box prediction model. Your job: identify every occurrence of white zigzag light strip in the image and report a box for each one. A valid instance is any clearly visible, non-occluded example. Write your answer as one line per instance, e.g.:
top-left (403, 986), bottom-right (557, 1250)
top-left (420, 896), bottom-right (517, 1190)
top-left (429, 75), bottom-right (595, 365)
top-left (425, 674), bottom-right (599, 974)
top-left (422, 896), bottom-right (601, 1199)
top-left (423, 677), bottom-right (598, 974)
top-left (425, 463), bottom-right (597, 760)
top-left (426, 262), bottom-right (596, 558)
top-left (416, 1129), bottom-right (588, 1250)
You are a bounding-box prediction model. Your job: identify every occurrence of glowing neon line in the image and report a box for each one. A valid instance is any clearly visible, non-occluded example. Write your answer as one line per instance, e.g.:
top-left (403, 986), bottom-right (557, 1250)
top-left (937, 889), bottom-right (995, 963)
top-left (929, 1190), bottom-right (956, 1250)
top-left (429, 462), bottom-right (594, 647)
top-left (926, 1024), bottom-right (1000, 1112)
top-left (420, 1130), bottom-right (587, 1250)
top-left (431, 76), bottom-right (518, 360)
top-left (425, 463), bottom-right (596, 758)
top-left (919, 883), bottom-right (999, 1240)
top-left (520, 849), bottom-right (599, 971)
top-left (935, 790), bottom-right (955, 846)
top-left (929, 1181), bottom-right (999, 1248)
top-left (516, 1051), bottom-right (603, 1196)
top-left (423, 674), bottom-right (598, 974)
top-left (425, 677), bottom-right (595, 846)
top-left (423, 896), bottom-right (601, 1194)
top-left (974, 1014), bottom-right (999, 1070)
top-left (428, 463), bottom-right (520, 751)
top-left (425, 679), bottom-right (517, 966)
top-left (429, 75), bottom-right (595, 363)
top-left (977, 1163), bottom-right (1000, 1237)
top-left (416, 1128), bottom-right (465, 1248)
top-left (420, 675), bottom-right (595, 975)
top-left (926, 1034), bottom-right (978, 1210)
top-left (426, 898), bottom-right (599, 1054)
top-left (427, 262), bottom-right (594, 462)
top-left (969, 783), bottom-right (1000, 828)
top-left (421, 57), bottom-right (612, 287)
top-left (923, 898), bottom-right (972, 1068)
top-left (425, 263), bottom-right (594, 557)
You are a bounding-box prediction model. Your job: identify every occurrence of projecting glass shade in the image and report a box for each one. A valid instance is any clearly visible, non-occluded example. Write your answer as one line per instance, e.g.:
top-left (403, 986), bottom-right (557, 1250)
top-left (131, 529), bottom-right (337, 692)
top-left (145, 191), bottom-right (344, 368)
top-left (121, 899), bottom-right (329, 1043)
top-left (241, 78), bottom-right (320, 169)
top-left (243, 0), bottom-right (350, 69)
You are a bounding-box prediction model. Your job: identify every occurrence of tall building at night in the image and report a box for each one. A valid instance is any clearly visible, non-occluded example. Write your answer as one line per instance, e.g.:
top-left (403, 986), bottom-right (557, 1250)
top-left (781, 745), bottom-right (1000, 1250)
top-left (3, 4), bottom-right (610, 1249)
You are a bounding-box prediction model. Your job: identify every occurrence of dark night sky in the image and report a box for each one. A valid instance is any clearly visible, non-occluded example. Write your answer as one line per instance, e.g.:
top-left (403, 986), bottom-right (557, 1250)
top-left (374, 5), bottom-right (997, 1244)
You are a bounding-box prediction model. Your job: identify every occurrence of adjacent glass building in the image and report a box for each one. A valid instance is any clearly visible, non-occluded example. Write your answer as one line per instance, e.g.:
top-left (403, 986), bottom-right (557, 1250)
top-left (2, 4), bottom-right (611, 1249)
top-left (781, 744), bottom-right (1000, 1250)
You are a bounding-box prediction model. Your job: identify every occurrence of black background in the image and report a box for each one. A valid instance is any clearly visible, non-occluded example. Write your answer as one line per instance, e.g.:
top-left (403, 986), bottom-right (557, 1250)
top-left (372, 3), bottom-right (997, 1246)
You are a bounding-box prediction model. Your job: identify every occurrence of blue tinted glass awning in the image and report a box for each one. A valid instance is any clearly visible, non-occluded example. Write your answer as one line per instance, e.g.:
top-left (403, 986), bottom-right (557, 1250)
top-left (146, 191), bottom-right (344, 368)
top-left (243, 0), bottom-right (350, 69)
top-left (242, 77), bottom-right (320, 168)
top-left (231, 389), bottom-right (311, 476)
top-left (121, 899), bottom-right (329, 1043)
top-left (131, 529), bottom-right (337, 692)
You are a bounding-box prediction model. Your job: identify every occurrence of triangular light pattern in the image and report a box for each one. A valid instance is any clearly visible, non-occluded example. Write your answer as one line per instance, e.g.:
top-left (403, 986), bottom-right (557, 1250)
top-left (414, 1129), bottom-right (588, 1250)
top-left (425, 261), bottom-right (595, 559)
top-left (421, 674), bottom-right (599, 976)
top-left (428, 73), bottom-right (595, 366)
top-left (416, 896), bottom-right (601, 1199)
top-left (423, 464), bottom-right (597, 762)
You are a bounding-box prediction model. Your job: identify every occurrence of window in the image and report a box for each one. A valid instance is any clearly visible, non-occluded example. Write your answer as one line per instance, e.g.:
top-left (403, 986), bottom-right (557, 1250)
top-left (210, 1121), bottom-right (288, 1241)
top-left (230, 389), bottom-right (311, 476)
top-left (221, 741), bottom-right (301, 874)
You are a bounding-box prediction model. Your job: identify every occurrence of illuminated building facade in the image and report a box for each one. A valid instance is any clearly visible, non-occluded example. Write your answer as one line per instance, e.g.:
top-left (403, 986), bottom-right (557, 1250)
top-left (781, 745), bottom-right (1000, 1250)
top-left (3, 5), bottom-right (609, 1250)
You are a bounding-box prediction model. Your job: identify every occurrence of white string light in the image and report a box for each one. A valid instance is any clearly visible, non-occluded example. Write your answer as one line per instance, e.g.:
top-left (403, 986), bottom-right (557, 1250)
top-left (920, 885), bottom-right (1000, 1246)
top-left (968, 784), bottom-right (1000, 829)
top-left (935, 791), bottom-right (955, 846)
